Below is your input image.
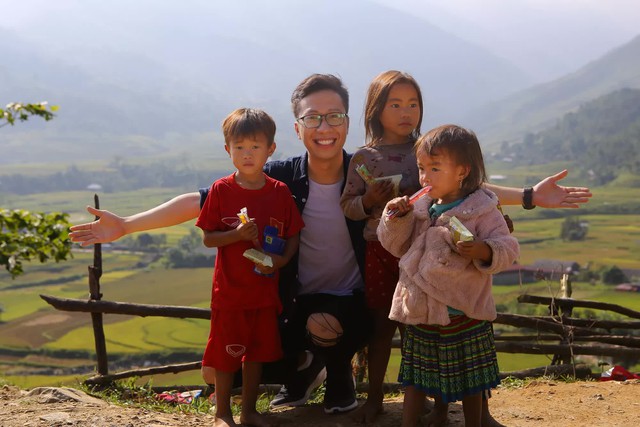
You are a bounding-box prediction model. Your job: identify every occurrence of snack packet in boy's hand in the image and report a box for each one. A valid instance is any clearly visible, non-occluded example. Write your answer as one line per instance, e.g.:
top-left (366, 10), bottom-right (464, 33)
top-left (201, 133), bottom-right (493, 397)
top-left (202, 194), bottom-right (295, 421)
top-left (242, 226), bottom-right (286, 276)
top-left (243, 248), bottom-right (273, 268)
top-left (237, 207), bottom-right (250, 224)
top-left (450, 216), bottom-right (474, 243)
top-left (237, 207), bottom-right (260, 248)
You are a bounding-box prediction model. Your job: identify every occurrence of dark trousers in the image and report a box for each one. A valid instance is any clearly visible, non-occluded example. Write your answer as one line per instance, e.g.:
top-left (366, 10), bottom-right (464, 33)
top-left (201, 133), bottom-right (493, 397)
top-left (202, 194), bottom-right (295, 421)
top-left (233, 290), bottom-right (371, 387)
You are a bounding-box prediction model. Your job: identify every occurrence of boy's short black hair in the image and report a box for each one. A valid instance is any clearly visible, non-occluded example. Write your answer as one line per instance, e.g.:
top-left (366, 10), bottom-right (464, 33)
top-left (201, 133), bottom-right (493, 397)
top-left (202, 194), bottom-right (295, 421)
top-left (222, 108), bottom-right (276, 145)
top-left (290, 74), bottom-right (349, 117)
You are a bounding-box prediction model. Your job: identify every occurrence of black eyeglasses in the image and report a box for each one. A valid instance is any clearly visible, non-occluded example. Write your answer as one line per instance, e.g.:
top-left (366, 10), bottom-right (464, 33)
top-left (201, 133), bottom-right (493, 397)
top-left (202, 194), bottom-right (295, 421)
top-left (296, 112), bottom-right (348, 129)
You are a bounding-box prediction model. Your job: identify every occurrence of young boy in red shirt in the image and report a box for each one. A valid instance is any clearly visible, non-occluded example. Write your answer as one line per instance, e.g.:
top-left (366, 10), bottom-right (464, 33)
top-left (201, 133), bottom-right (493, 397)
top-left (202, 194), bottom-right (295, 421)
top-left (196, 108), bottom-right (304, 427)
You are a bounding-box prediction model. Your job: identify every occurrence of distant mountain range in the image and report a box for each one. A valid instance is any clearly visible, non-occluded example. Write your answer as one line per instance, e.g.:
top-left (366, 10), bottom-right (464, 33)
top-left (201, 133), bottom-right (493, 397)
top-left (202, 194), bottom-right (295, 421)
top-left (2, 0), bottom-right (528, 165)
top-left (467, 34), bottom-right (640, 149)
top-left (1, 1), bottom-right (639, 174)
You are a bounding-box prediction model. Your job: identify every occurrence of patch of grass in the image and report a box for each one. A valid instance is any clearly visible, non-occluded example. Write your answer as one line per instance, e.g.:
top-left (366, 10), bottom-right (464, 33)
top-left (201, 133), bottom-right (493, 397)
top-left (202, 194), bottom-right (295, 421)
top-left (499, 375), bottom-right (596, 390)
top-left (506, 214), bottom-right (640, 269)
top-left (135, 370), bottom-right (204, 388)
top-left (46, 316), bottom-right (208, 353)
top-left (2, 374), bottom-right (89, 389)
top-left (80, 378), bottom-right (276, 418)
top-left (83, 378), bottom-right (215, 415)
top-left (497, 353), bottom-right (554, 372)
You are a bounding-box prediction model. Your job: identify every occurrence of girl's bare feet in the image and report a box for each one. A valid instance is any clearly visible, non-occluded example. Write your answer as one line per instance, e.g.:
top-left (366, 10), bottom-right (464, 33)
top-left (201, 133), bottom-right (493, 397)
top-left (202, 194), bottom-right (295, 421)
top-left (481, 399), bottom-right (505, 427)
top-left (350, 396), bottom-right (384, 424)
top-left (214, 414), bottom-right (238, 426)
top-left (482, 414), bottom-right (506, 427)
top-left (422, 401), bottom-right (448, 427)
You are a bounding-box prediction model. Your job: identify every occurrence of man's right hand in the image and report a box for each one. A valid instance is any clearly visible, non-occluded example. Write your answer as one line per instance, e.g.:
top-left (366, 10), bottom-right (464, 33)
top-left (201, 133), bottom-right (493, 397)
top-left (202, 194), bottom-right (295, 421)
top-left (69, 206), bottom-right (126, 246)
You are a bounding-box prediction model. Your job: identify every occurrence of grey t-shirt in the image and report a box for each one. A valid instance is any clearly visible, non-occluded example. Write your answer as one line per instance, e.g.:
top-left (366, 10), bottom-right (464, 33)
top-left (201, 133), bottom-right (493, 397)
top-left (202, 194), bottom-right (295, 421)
top-left (298, 179), bottom-right (363, 296)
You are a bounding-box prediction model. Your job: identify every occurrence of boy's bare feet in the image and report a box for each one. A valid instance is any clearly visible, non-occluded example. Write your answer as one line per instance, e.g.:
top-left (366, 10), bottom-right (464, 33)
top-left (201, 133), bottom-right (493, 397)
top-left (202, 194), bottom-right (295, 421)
top-left (422, 402), bottom-right (448, 427)
top-left (240, 411), bottom-right (280, 427)
top-left (214, 414), bottom-right (238, 426)
top-left (350, 396), bottom-right (384, 424)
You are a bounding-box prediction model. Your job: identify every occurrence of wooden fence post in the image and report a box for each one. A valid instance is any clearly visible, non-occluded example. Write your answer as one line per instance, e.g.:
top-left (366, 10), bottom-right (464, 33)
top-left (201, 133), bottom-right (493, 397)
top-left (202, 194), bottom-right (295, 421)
top-left (552, 273), bottom-right (574, 365)
top-left (88, 194), bottom-right (109, 376)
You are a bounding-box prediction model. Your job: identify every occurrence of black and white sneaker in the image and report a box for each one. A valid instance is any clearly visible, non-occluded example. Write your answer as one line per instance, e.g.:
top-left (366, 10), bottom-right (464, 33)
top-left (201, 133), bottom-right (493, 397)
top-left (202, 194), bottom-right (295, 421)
top-left (270, 351), bottom-right (327, 407)
top-left (323, 395), bottom-right (358, 414)
top-left (323, 371), bottom-right (358, 414)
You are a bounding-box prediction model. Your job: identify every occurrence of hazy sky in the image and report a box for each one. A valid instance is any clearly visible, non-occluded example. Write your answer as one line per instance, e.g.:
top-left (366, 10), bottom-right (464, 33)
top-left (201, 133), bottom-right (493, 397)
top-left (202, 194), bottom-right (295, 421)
top-left (374, 0), bottom-right (640, 80)
top-left (1, 0), bottom-right (639, 163)
top-left (2, 0), bottom-right (639, 82)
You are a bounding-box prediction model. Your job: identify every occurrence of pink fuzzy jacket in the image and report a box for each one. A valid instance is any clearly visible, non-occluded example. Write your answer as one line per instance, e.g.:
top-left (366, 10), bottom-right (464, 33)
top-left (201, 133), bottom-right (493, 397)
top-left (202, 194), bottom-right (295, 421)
top-left (377, 188), bottom-right (519, 326)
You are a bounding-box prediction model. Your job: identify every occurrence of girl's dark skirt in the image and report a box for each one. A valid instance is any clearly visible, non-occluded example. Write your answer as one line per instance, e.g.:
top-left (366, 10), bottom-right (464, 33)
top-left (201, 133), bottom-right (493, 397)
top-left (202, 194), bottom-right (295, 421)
top-left (398, 315), bottom-right (500, 404)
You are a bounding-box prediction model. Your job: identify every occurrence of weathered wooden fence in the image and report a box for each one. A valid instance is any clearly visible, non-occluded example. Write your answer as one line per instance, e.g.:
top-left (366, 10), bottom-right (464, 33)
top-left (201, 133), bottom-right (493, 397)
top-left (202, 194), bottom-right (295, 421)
top-left (41, 197), bottom-right (640, 387)
top-left (41, 292), bottom-right (640, 386)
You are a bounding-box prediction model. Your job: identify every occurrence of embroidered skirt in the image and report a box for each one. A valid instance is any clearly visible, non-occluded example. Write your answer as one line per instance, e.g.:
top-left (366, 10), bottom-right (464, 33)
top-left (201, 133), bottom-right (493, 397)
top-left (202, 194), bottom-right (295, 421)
top-left (398, 315), bottom-right (500, 403)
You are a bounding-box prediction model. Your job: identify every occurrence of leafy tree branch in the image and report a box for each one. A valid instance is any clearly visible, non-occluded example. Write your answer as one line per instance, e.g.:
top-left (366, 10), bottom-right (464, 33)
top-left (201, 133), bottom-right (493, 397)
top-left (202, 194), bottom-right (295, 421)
top-left (1, 100), bottom-right (71, 278)
top-left (0, 209), bottom-right (72, 278)
top-left (0, 102), bottom-right (58, 128)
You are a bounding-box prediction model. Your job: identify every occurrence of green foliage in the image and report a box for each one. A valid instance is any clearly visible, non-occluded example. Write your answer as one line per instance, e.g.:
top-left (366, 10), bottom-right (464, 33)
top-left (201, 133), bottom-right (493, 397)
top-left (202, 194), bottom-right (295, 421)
top-left (0, 161), bottom-right (223, 195)
top-left (575, 268), bottom-right (599, 283)
top-left (0, 102), bottom-right (58, 127)
top-left (164, 229), bottom-right (215, 269)
top-left (0, 209), bottom-right (72, 278)
top-left (504, 88), bottom-right (640, 184)
top-left (82, 378), bottom-right (215, 416)
top-left (559, 216), bottom-right (588, 241)
top-left (119, 233), bottom-right (167, 252)
top-left (599, 265), bottom-right (629, 285)
top-left (0, 100), bottom-right (72, 278)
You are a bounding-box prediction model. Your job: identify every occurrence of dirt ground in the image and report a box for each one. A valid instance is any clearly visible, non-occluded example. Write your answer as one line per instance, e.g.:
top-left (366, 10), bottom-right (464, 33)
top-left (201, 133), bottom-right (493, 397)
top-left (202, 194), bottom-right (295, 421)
top-left (2, 380), bottom-right (639, 426)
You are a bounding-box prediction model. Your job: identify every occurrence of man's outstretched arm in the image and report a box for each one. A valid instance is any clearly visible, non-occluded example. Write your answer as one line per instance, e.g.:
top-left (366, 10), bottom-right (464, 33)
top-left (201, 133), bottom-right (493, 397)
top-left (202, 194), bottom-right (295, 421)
top-left (69, 192), bottom-right (202, 246)
top-left (487, 170), bottom-right (592, 209)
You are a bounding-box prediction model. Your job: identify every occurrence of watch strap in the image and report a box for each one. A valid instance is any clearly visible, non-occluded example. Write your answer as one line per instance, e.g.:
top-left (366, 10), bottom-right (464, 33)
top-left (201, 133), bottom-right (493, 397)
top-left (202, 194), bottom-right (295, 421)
top-left (522, 186), bottom-right (536, 210)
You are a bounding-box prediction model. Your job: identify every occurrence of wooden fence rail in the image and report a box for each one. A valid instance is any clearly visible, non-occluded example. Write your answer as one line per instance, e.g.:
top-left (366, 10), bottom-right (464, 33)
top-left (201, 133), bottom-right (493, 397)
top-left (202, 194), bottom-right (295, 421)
top-left (40, 293), bottom-right (640, 385)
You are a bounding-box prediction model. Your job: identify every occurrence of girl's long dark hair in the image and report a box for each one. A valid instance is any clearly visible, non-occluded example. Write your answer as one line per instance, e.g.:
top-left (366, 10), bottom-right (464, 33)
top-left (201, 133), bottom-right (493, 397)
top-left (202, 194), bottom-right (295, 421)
top-left (364, 70), bottom-right (423, 147)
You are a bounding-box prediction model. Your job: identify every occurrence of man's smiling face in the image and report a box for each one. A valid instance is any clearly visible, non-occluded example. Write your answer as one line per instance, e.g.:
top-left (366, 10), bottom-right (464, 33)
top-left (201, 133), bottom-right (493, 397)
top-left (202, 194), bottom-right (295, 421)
top-left (294, 89), bottom-right (349, 164)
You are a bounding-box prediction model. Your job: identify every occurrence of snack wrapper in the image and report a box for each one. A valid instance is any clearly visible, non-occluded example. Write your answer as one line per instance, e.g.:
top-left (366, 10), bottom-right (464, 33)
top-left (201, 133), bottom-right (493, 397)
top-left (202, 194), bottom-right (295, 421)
top-left (355, 164), bottom-right (375, 184)
top-left (374, 174), bottom-right (402, 197)
top-left (450, 216), bottom-right (474, 243)
top-left (243, 248), bottom-right (273, 268)
top-left (237, 207), bottom-right (260, 248)
top-left (237, 207), bottom-right (250, 224)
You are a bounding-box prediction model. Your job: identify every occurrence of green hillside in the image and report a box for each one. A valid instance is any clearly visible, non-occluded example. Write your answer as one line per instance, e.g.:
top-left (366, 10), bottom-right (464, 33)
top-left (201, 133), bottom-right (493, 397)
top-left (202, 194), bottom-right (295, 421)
top-left (494, 88), bottom-right (640, 185)
top-left (470, 34), bottom-right (640, 147)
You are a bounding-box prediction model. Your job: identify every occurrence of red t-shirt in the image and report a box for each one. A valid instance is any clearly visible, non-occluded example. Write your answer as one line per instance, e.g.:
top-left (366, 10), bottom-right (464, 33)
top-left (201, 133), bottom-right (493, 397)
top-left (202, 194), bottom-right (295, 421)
top-left (195, 173), bottom-right (304, 311)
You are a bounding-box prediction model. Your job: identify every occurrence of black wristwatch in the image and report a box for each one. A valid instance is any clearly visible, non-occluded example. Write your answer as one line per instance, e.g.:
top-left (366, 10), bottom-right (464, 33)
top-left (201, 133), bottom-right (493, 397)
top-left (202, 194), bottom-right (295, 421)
top-left (522, 186), bottom-right (536, 210)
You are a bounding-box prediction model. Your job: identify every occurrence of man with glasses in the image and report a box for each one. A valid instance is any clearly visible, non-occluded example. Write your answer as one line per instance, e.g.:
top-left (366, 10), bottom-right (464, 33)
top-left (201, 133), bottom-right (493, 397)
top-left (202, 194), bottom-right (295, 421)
top-left (264, 74), bottom-right (369, 413)
top-left (70, 73), bottom-right (592, 417)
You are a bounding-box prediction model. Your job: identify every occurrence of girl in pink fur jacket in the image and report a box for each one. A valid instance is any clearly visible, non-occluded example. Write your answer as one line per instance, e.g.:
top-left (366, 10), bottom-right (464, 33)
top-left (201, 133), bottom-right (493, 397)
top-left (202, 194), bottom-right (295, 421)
top-left (377, 124), bottom-right (520, 427)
